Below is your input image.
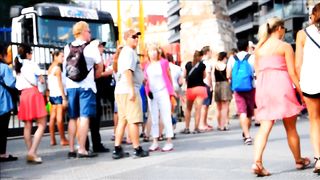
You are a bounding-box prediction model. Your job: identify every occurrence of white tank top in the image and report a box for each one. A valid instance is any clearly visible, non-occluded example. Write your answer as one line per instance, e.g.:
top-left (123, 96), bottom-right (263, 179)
top-left (48, 66), bottom-right (62, 97)
top-left (146, 61), bottom-right (166, 93)
top-left (300, 25), bottom-right (320, 94)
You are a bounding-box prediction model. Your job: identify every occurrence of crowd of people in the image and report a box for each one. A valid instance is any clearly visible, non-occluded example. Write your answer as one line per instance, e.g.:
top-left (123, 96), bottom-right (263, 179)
top-left (1, 3), bottom-right (320, 177)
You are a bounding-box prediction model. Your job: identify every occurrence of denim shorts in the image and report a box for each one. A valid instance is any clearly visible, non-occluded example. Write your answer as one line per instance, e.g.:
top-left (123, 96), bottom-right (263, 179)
top-left (203, 85), bottom-right (213, 106)
top-left (49, 96), bottom-right (63, 105)
top-left (66, 88), bottom-right (96, 119)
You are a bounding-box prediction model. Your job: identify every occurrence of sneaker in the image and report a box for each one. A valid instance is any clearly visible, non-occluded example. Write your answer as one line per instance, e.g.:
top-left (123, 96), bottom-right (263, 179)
top-left (161, 143), bottom-right (174, 152)
top-left (112, 147), bottom-right (130, 160)
top-left (149, 142), bottom-right (160, 152)
top-left (134, 146), bottom-right (149, 158)
top-left (67, 151), bottom-right (77, 159)
top-left (244, 137), bottom-right (253, 145)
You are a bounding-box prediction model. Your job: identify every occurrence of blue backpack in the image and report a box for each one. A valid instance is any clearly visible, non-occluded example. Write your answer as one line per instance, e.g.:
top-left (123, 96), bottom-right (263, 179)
top-left (231, 54), bottom-right (253, 92)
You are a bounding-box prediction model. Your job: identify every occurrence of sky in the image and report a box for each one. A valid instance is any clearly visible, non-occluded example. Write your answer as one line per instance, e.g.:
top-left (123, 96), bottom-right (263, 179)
top-left (76, 0), bottom-right (169, 20)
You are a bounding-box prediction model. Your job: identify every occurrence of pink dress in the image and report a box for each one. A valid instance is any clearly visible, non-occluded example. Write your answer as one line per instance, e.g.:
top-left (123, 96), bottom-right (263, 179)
top-left (255, 55), bottom-right (303, 120)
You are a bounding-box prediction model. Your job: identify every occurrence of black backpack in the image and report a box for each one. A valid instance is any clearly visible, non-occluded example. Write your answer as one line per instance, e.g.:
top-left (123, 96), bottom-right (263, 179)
top-left (66, 42), bottom-right (91, 82)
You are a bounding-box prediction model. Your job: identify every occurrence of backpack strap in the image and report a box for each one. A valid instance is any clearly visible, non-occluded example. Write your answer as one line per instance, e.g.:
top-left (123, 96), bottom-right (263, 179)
top-left (304, 28), bottom-right (320, 49)
top-left (234, 54), bottom-right (251, 62)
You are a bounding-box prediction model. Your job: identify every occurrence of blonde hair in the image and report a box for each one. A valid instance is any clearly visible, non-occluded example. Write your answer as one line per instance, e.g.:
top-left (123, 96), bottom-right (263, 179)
top-left (72, 21), bottom-right (89, 38)
top-left (146, 43), bottom-right (162, 61)
top-left (256, 17), bottom-right (284, 49)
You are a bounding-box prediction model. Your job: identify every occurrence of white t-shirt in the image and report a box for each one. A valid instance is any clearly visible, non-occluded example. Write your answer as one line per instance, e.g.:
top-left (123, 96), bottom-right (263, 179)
top-left (202, 58), bottom-right (212, 86)
top-left (15, 59), bottom-right (42, 90)
top-left (169, 62), bottom-right (182, 91)
top-left (227, 51), bottom-right (255, 87)
top-left (114, 46), bottom-right (143, 94)
top-left (146, 61), bottom-right (166, 93)
top-left (63, 39), bottom-right (101, 93)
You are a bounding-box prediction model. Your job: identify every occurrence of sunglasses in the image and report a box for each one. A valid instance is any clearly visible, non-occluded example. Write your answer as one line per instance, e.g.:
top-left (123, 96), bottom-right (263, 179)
top-left (131, 35), bottom-right (139, 39)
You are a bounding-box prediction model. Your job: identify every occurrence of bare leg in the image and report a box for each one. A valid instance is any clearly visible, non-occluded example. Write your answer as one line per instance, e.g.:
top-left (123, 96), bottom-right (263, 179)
top-left (77, 117), bottom-right (89, 154)
top-left (113, 112), bottom-right (118, 135)
top-left (304, 97), bottom-right (320, 169)
top-left (194, 98), bottom-right (204, 130)
top-left (216, 102), bottom-right (222, 128)
top-left (185, 100), bottom-right (194, 129)
top-left (114, 119), bottom-right (127, 146)
top-left (200, 105), bottom-right (209, 128)
top-left (253, 120), bottom-right (274, 164)
top-left (28, 116), bottom-right (46, 156)
top-left (23, 121), bottom-right (33, 151)
top-left (68, 119), bottom-right (77, 152)
top-left (221, 101), bottom-right (230, 128)
top-left (240, 113), bottom-right (251, 138)
top-left (128, 123), bottom-right (140, 149)
top-left (56, 105), bottom-right (68, 145)
top-left (49, 105), bottom-right (57, 145)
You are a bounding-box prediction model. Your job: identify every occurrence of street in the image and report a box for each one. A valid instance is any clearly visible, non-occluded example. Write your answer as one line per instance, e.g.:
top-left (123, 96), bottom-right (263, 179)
top-left (0, 116), bottom-right (318, 180)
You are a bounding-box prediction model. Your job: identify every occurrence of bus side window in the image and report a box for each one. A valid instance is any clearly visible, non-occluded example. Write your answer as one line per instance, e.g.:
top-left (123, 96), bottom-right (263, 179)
top-left (21, 17), bottom-right (33, 44)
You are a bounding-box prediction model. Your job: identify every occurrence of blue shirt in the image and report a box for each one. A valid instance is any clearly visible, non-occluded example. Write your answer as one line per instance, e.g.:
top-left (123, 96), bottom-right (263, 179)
top-left (0, 62), bottom-right (16, 115)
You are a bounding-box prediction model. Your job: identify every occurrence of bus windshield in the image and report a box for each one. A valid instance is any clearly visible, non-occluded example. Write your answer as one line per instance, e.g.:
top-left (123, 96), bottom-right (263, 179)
top-left (37, 17), bottom-right (116, 49)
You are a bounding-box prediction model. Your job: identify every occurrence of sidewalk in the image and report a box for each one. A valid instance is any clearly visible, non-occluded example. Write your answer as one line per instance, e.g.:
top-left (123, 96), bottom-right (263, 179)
top-left (0, 116), bottom-right (318, 180)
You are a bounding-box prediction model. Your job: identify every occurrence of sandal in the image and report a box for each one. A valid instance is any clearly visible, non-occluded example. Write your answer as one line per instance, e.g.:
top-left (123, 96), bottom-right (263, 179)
top-left (158, 134), bottom-right (164, 141)
top-left (251, 162), bottom-right (271, 177)
top-left (313, 157), bottom-right (320, 173)
top-left (180, 128), bottom-right (190, 134)
top-left (143, 136), bottom-right (150, 142)
top-left (295, 157), bottom-right (311, 170)
top-left (192, 128), bottom-right (202, 134)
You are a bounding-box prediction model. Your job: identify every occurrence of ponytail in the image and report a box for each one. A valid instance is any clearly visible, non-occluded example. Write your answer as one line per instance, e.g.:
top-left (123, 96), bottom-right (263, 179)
top-left (14, 55), bottom-right (22, 74)
top-left (14, 44), bottom-right (32, 74)
top-left (256, 23), bottom-right (270, 50)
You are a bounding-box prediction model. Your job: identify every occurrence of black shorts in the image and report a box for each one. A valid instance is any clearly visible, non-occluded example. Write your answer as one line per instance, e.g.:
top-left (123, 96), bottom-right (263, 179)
top-left (302, 92), bottom-right (320, 99)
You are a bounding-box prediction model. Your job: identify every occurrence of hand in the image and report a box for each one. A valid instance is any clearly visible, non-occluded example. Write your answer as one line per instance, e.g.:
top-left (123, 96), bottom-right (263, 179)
top-left (62, 98), bottom-right (68, 108)
top-left (129, 91), bottom-right (136, 102)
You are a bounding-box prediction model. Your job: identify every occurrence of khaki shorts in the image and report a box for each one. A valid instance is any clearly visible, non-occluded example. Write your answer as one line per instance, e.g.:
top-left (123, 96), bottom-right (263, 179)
top-left (115, 93), bottom-right (143, 124)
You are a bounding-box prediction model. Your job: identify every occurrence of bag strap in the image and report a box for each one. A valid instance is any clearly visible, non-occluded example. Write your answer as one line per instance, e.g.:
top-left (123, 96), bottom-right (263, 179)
top-left (304, 28), bottom-right (320, 49)
top-left (234, 54), bottom-right (251, 62)
top-left (188, 62), bottom-right (200, 77)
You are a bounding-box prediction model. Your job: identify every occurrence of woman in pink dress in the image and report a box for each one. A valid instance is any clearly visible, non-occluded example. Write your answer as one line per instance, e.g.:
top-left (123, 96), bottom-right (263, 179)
top-left (252, 17), bottom-right (310, 176)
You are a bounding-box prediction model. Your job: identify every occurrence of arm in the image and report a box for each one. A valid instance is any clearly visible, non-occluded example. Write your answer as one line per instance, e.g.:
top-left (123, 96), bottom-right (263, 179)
top-left (101, 65), bottom-right (113, 77)
top-left (226, 62), bottom-right (232, 80)
top-left (94, 61), bottom-right (103, 79)
top-left (211, 61), bottom-right (216, 87)
top-left (2, 65), bottom-right (15, 88)
top-left (253, 53), bottom-right (259, 77)
top-left (124, 69), bottom-right (135, 101)
top-left (55, 67), bottom-right (66, 100)
top-left (295, 30), bottom-right (306, 80)
top-left (284, 42), bottom-right (303, 97)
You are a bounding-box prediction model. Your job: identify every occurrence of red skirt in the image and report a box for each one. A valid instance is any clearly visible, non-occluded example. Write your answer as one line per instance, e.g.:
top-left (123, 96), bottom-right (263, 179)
top-left (18, 87), bottom-right (47, 121)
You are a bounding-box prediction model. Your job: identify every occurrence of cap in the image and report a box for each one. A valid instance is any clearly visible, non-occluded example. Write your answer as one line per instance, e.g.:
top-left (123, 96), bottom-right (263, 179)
top-left (248, 41), bottom-right (256, 48)
top-left (124, 29), bottom-right (141, 40)
top-left (99, 41), bottom-right (106, 47)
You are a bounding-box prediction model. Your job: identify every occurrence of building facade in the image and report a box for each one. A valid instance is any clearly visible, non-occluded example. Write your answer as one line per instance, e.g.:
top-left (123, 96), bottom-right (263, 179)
top-left (227, 0), bottom-right (309, 45)
top-left (167, 0), bottom-right (181, 44)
